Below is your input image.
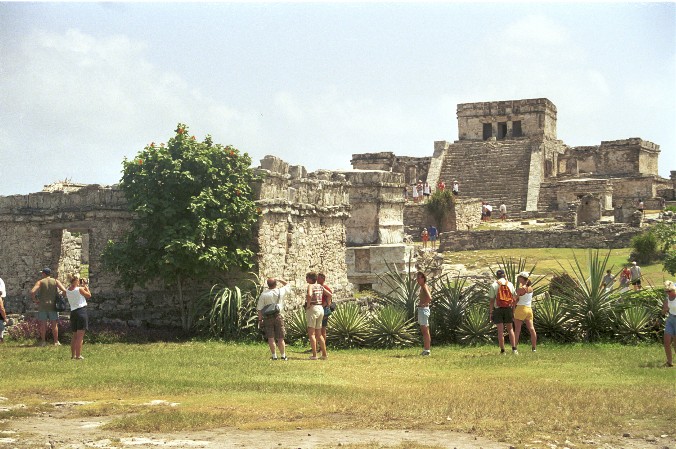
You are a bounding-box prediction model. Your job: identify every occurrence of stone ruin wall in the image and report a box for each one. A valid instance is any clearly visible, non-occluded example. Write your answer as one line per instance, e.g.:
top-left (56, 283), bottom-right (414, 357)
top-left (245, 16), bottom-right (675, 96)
top-left (440, 225), bottom-right (642, 252)
top-left (0, 158), bottom-right (353, 325)
top-left (403, 197), bottom-right (482, 238)
top-left (350, 152), bottom-right (431, 195)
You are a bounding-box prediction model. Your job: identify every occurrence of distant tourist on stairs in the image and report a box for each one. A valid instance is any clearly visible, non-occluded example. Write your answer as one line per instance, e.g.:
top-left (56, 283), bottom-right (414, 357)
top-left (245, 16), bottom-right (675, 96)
top-left (499, 203), bottom-right (507, 220)
top-left (452, 180), bottom-right (459, 196)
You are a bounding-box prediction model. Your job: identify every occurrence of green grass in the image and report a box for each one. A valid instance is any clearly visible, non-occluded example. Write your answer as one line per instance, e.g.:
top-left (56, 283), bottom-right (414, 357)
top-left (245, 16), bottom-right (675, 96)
top-left (0, 341), bottom-right (673, 448)
top-left (444, 247), bottom-right (668, 286)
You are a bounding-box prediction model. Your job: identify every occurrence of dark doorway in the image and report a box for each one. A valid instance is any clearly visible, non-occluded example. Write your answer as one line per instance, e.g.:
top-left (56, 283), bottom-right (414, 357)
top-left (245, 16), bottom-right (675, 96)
top-left (497, 122), bottom-right (507, 139)
top-left (483, 123), bottom-right (492, 140)
top-left (513, 120), bottom-right (522, 137)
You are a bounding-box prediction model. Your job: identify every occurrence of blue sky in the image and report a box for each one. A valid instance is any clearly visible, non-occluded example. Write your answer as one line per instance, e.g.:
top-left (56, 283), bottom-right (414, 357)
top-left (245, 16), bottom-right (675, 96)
top-left (1, 2), bottom-right (674, 196)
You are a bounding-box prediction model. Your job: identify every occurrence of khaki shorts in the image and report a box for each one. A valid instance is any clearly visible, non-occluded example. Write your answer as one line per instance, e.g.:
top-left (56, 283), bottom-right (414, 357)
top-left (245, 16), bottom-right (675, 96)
top-left (514, 305), bottom-right (533, 322)
top-left (263, 314), bottom-right (286, 340)
top-left (306, 305), bottom-right (324, 330)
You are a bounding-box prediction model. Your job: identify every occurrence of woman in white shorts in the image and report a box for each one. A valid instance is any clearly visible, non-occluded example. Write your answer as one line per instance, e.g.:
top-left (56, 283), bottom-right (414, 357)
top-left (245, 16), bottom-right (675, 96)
top-left (514, 271), bottom-right (537, 352)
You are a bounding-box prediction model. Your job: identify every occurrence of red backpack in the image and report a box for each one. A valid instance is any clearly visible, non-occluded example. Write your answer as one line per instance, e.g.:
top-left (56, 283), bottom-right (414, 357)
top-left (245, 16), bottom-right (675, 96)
top-left (495, 279), bottom-right (514, 308)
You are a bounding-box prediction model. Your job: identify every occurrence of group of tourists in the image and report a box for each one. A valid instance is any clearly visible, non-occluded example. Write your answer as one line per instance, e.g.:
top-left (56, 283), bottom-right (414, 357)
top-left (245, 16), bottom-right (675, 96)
top-left (405, 179), bottom-right (459, 203)
top-left (420, 225), bottom-right (438, 249)
top-left (602, 261), bottom-right (643, 292)
top-left (256, 271), bottom-right (333, 361)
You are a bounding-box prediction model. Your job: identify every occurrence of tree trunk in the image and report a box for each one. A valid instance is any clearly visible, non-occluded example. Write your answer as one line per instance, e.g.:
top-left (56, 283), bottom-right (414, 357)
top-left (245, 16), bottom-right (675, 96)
top-left (177, 274), bottom-right (188, 331)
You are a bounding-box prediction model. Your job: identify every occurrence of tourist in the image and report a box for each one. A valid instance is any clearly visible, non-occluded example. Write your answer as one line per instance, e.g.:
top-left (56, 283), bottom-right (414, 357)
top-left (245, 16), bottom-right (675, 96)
top-left (484, 203), bottom-right (493, 221)
top-left (317, 272), bottom-right (333, 347)
top-left (0, 275), bottom-right (6, 343)
top-left (306, 271), bottom-right (329, 360)
top-left (65, 273), bottom-right (91, 360)
top-left (30, 268), bottom-right (67, 346)
top-left (403, 187), bottom-right (408, 202)
top-left (423, 182), bottom-right (431, 202)
top-left (428, 225), bottom-right (438, 249)
top-left (630, 261), bottom-right (642, 291)
top-left (499, 203), bottom-right (507, 220)
top-left (421, 228), bottom-right (429, 249)
top-left (452, 180), bottom-right (459, 196)
top-left (437, 180), bottom-right (445, 192)
top-left (412, 183), bottom-right (419, 203)
top-left (513, 272), bottom-right (537, 352)
top-left (489, 269), bottom-right (517, 355)
top-left (601, 269), bottom-right (615, 293)
top-left (662, 281), bottom-right (676, 367)
top-left (481, 202), bottom-right (487, 221)
top-left (619, 265), bottom-right (631, 293)
top-left (638, 199), bottom-right (645, 217)
top-left (417, 180), bottom-right (424, 203)
top-left (416, 271), bottom-right (432, 356)
top-left (257, 277), bottom-right (292, 360)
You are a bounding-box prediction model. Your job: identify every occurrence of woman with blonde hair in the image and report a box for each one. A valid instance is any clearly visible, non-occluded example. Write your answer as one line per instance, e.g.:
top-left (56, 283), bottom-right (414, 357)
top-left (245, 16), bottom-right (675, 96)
top-left (662, 281), bottom-right (676, 367)
top-left (66, 273), bottom-right (91, 360)
top-left (514, 271), bottom-right (537, 352)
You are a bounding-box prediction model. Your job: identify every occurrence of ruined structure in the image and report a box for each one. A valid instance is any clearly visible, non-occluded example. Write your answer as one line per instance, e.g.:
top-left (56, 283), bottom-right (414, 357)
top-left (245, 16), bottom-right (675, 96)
top-left (352, 98), bottom-right (672, 220)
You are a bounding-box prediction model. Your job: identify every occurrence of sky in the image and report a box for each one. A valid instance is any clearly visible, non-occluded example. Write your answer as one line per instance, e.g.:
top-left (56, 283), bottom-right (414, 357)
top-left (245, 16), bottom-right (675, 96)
top-left (0, 2), bottom-right (675, 196)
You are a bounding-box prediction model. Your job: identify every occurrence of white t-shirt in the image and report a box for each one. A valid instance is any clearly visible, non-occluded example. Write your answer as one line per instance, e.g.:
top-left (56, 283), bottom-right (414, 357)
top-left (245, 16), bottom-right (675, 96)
top-left (485, 204), bottom-right (493, 212)
top-left (0, 277), bottom-right (5, 298)
top-left (66, 287), bottom-right (87, 310)
top-left (516, 290), bottom-right (533, 307)
top-left (256, 283), bottom-right (291, 313)
top-left (668, 294), bottom-right (676, 316)
top-left (499, 204), bottom-right (506, 213)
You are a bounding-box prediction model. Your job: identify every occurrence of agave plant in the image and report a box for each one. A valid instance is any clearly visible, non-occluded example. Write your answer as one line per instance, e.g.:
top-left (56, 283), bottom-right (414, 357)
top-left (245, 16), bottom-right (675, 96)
top-left (285, 308), bottom-right (309, 345)
top-left (457, 304), bottom-right (493, 346)
top-left (376, 256), bottom-right (420, 320)
top-left (553, 249), bottom-right (616, 342)
top-left (533, 293), bottom-right (575, 343)
top-left (368, 305), bottom-right (418, 348)
top-left (327, 301), bottom-right (370, 348)
top-left (431, 274), bottom-right (485, 343)
top-left (612, 305), bottom-right (655, 344)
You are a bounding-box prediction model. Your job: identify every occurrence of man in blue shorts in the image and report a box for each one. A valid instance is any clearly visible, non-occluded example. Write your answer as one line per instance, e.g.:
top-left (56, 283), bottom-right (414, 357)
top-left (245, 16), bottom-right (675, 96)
top-left (428, 225), bottom-right (438, 250)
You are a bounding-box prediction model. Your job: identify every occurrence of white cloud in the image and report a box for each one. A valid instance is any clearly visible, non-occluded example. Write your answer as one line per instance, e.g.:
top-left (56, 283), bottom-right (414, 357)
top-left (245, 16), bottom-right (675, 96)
top-left (0, 29), bottom-right (263, 195)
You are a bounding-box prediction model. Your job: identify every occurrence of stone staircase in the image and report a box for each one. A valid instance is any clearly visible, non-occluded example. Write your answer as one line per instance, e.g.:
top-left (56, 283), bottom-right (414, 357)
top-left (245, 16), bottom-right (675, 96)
top-left (437, 140), bottom-right (533, 213)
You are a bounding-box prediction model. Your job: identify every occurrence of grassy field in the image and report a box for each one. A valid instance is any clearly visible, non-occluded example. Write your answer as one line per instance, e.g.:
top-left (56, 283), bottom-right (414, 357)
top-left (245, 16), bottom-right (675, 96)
top-left (0, 341), bottom-right (673, 448)
top-left (442, 247), bottom-right (669, 286)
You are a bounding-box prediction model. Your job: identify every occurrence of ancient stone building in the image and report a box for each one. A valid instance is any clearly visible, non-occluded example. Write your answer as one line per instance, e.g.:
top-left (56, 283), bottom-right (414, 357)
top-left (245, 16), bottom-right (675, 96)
top-left (353, 98), bottom-right (672, 219)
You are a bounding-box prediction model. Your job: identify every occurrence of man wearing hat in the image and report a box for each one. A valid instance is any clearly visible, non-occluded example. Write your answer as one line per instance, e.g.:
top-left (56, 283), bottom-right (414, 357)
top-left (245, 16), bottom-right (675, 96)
top-left (489, 269), bottom-right (517, 355)
top-left (30, 268), bottom-right (67, 346)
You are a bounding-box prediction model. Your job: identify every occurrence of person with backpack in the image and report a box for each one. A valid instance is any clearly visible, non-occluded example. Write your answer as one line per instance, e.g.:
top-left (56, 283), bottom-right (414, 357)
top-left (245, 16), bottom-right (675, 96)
top-left (489, 269), bottom-right (518, 355)
top-left (306, 271), bottom-right (330, 360)
top-left (257, 277), bottom-right (291, 360)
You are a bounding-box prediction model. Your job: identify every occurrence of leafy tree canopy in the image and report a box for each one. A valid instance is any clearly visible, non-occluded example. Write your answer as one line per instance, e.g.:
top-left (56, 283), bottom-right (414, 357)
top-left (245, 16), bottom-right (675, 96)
top-left (103, 124), bottom-right (260, 292)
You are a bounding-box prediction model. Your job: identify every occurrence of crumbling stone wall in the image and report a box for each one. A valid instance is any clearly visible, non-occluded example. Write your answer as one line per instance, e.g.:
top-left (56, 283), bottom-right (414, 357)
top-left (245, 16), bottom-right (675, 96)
top-left (558, 139), bottom-right (660, 177)
top-left (403, 197), bottom-right (482, 237)
top-left (440, 225), bottom-right (642, 251)
top-left (350, 152), bottom-right (431, 190)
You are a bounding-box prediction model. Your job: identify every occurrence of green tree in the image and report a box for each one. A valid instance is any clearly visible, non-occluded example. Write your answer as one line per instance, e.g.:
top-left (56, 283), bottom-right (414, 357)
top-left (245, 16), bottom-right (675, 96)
top-left (425, 189), bottom-right (455, 232)
top-left (102, 124), bottom-right (260, 331)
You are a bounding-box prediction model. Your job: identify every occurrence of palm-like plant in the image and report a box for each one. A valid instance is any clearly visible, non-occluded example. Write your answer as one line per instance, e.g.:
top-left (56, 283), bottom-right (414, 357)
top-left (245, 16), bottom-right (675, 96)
top-left (533, 293), bottom-right (575, 342)
top-left (327, 302), bottom-right (370, 348)
top-left (285, 308), bottom-right (308, 345)
top-left (489, 257), bottom-right (547, 297)
top-left (431, 274), bottom-right (485, 343)
top-left (612, 305), bottom-right (654, 344)
top-left (457, 304), bottom-right (493, 346)
top-left (553, 249), bottom-right (616, 342)
top-left (376, 256), bottom-right (420, 320)
top-left (199, 274), bottom-right (262, 339)
top-left (368, 306), bottom-right (418, 348)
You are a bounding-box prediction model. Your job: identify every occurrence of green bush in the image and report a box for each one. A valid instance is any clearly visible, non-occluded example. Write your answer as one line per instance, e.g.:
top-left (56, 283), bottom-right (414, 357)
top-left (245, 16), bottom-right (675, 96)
top-left (431, 274), bottom-right (485, 343)
top-left (367, 306), bottom-right (418, 348)
top-left (533, 295), bottom-right (576, 343)
top-left (629, 231), bottom-right (659, 265)
top-left (612, 305), bottom-right (654, 344)
top-left (326, 302), bottom-right (370, 348)
top-left (456, 304), bottom-right (493, 346)
top-left (377, 257), bottom-right (420, 320)
top-left (663, 249), bottom-right (676, 276)
top-left (285, 308), bottom-right (308, 345)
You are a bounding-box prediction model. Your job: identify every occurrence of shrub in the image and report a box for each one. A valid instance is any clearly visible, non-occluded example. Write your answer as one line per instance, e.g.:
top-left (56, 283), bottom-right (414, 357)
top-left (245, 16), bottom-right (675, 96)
top-left (6, 317), bottom-right (71, 343)
top-left (533, 294), bottom-right (575, 343)
top-left (431, 274), bottom-right (485, 343)
top-left (612, 306), bottom-right (655, 344)
top-left (285, 308), bottom-right (308, 345)
top-left (377, 257), bottom-right (420, 320)
top-left (367, 306), bottom-right (418, 348)
top-left (327, 302), bottom-right (370, 348)
top-left (629, 231), bottom-right (659, 265)
top-left (663, 249), bottom-right (676, 276)
top-left (456, 304), bottom-right (492, 346)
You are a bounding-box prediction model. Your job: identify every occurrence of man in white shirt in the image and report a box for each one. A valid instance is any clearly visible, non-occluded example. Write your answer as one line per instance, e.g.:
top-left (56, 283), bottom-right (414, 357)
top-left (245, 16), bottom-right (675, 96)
top-left (630, 261), bottom-right (642, 291)
top-left (256, 278), bottom-right (291, 360)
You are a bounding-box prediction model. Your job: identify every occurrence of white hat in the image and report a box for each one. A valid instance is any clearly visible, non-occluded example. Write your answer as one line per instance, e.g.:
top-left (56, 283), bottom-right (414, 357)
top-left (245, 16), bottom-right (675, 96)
top-left (517, 271), bottom-right (530, 279)
top-left (665, 281), bottom-right (676, 292)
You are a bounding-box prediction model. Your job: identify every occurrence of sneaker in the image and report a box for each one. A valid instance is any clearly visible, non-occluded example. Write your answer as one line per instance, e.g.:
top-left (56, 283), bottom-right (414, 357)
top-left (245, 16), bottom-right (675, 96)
top-left (53, 342), bottom-right (61, 346)
top-left (420, 350), bottom-right (430, 356)
top-left (271, 356), bottom-right (278, 361)
top-left (532, 348), bottom-right (537, 352)
top-left (309, 356), bottom-right (318, 360)
top-left (500, 350), bottom-right (506, 356)
top-left (512, 349), bottom-right (519, 355)
top-left (281, 356), bottom-right (288, 361)
top-left (320, 356), bottom-right (328, 360)
top-left (75, 356), bottom-right (84, 360)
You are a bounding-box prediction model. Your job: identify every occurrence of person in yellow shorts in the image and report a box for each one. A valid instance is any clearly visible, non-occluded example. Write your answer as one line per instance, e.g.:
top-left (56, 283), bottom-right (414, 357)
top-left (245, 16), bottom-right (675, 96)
top-left (514, 271), bottom-right (537, 352)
